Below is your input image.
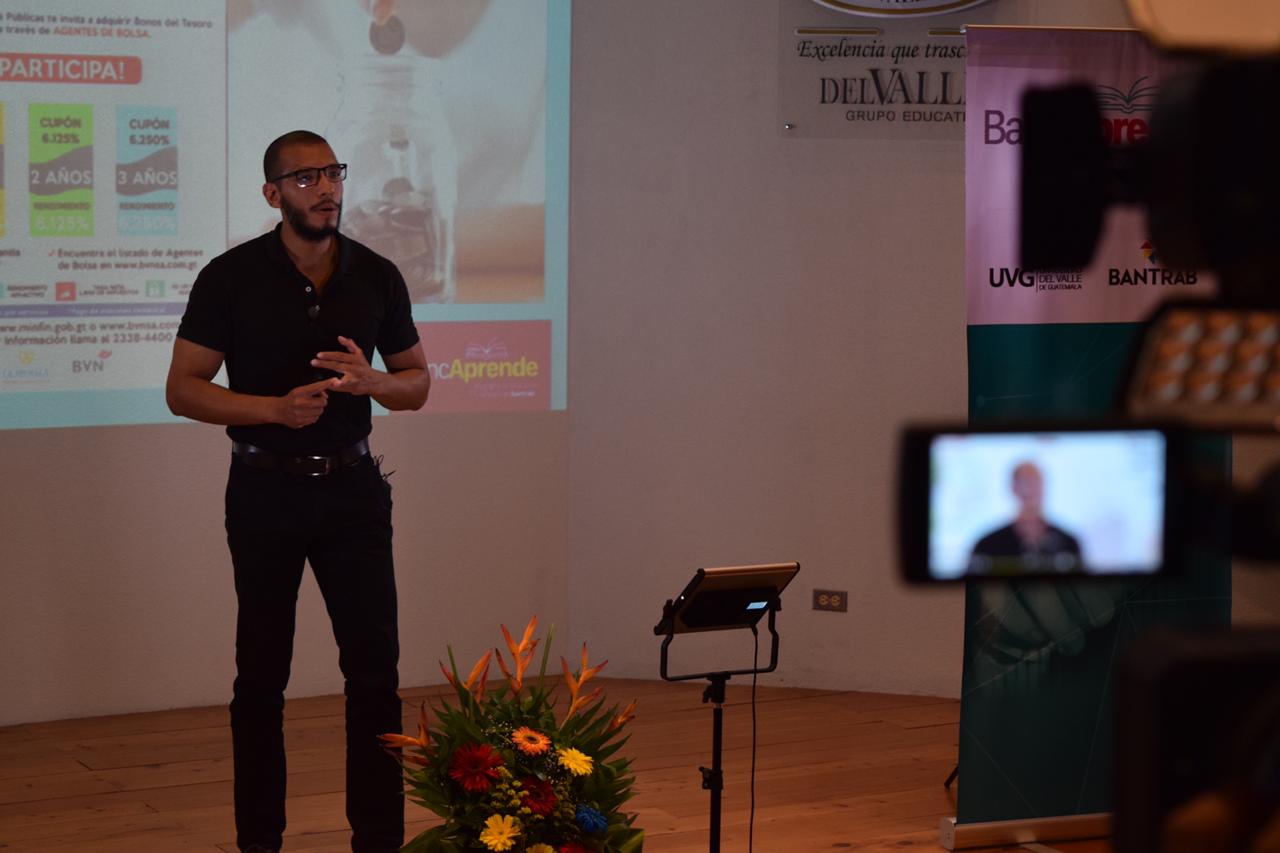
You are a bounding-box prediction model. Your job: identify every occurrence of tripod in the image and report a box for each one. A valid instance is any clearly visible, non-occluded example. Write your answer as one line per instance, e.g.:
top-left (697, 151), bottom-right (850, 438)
top-left (659, 602), bottom-right (782, 853)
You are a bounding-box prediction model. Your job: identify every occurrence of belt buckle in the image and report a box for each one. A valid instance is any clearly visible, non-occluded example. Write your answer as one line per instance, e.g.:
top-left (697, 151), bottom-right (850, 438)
top-left (301, 455), bottom-right (331, 477)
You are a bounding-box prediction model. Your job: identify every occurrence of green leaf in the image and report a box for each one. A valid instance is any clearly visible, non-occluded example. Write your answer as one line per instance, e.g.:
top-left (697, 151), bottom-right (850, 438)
top-left (595, 738), bottom-right (627, 763)
top-left (538, 623), bottom-right (556, 682)
top-left (605, 824), bottom-right (645, 853)
top-left (401, 825), bottom-right (464, 853)
top-left (446, 646), bottom-right (460, 683)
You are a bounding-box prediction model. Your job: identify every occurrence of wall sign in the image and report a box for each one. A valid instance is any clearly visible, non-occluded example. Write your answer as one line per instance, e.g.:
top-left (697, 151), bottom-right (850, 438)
top-left (779, 0), bottom-right (1001, 139)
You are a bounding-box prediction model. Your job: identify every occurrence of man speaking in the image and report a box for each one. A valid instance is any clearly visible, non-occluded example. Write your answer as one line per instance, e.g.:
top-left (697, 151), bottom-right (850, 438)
top-left (166, 130), bottom-right (429, 853)
top-left (968, 461), bottom-right (1083, 576)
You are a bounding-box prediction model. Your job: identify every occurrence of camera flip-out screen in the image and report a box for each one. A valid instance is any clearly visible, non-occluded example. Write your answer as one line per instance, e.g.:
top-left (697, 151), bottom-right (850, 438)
top-left (899, 425), bottom-right (1184, 582)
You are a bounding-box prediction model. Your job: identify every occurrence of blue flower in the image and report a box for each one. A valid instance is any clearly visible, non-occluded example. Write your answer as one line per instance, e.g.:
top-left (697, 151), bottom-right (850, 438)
top-left (575, 804), bottom-right (607, 835)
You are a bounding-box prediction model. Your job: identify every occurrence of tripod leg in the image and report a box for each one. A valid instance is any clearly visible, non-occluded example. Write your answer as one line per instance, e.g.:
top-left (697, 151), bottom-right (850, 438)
top-left (944, 764), bottom-right (959, 789)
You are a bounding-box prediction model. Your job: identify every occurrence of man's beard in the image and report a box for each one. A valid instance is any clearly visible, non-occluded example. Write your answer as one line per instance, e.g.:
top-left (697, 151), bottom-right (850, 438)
top-left (282, 195), bottom-right (341, 241)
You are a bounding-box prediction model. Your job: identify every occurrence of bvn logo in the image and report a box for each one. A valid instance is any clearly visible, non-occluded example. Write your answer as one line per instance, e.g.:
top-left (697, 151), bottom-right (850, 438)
top-left (73, 349), bottom-right (112, 373)
top-left (989, 267), bottom-right (1035, 287)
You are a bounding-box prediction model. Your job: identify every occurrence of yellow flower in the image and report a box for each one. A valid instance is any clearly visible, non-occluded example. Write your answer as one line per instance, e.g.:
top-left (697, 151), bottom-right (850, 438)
top-left (512, 726), bottom-right (552, 756)
top-left (557, 746), bottom-right (593, 776)
top-left (479, 814), bottom-right (521, 851)
top-left (528, 845), bottom-right (556, 853)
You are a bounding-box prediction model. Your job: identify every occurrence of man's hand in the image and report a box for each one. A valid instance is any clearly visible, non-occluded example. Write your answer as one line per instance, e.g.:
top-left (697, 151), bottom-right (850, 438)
top-left (312, 336), bottom-right (384, 397)
top-left (276, 377), bottom-right (338, 428)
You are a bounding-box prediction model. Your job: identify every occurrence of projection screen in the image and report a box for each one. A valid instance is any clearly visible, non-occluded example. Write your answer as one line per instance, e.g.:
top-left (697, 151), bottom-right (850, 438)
top-left (0, 0), bottom-right (569, 428)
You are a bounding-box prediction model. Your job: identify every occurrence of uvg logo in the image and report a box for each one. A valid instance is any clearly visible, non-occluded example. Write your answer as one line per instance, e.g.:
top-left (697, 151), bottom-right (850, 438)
top-left (989, 267), bottom-right (1034, 287)
top-left (989, 267), bottom-right (1084, 291)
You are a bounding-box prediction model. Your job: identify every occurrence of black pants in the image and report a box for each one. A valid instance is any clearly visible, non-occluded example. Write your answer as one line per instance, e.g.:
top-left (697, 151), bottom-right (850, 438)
top-left (225, 454), bottom-right (404, 853)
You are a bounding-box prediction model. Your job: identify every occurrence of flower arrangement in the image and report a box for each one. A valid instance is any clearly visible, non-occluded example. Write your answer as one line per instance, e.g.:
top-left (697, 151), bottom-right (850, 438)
top-left (381, 617), bottom-right (643, 852)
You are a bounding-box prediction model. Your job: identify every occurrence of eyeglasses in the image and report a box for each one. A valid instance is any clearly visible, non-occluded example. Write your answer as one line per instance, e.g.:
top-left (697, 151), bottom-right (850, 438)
top-left (270, 163), bottom-right (348, 189)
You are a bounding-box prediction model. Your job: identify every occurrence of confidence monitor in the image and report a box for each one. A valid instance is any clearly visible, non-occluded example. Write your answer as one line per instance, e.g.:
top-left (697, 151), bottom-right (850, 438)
top-left (653, 562), bottom-right (800, 637)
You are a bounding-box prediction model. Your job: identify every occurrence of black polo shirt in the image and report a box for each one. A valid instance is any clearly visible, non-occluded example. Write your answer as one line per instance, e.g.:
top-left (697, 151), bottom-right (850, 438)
top-left (177, 224), bottom-right (419, 456)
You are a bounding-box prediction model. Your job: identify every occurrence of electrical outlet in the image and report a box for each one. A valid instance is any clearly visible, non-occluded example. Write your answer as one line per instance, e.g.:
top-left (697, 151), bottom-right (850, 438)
top-left (813, 589), bottom-right (848, 612)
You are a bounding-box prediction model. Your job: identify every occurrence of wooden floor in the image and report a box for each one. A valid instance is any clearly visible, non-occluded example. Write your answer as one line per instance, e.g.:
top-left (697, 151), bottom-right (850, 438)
top-left (0, 679), bottom-right (1108, 852)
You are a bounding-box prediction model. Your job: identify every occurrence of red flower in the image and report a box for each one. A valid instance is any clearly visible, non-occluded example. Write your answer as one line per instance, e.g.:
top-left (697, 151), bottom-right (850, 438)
top-left (448, 743), bottom-right (504, 793)
top-left (559, 844), bottom-right (592, 853)
top-left (520, 776), bottom-right (558, 817)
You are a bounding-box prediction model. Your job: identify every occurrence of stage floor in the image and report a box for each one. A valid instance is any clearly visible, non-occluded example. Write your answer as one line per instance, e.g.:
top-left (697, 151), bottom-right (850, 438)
top-left (0, 679), bottom-right (1108, 852)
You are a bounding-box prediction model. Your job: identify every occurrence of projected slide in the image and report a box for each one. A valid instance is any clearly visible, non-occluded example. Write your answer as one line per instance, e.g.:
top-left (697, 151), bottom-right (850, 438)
top-left (0, 1), bottom-right (225, 408)
top-left (0, 0), bottom-right (569, 427)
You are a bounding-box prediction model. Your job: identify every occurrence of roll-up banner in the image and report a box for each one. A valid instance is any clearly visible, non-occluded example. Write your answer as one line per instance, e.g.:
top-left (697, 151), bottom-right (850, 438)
top-left (959, 26), bottom-right (1231, 825)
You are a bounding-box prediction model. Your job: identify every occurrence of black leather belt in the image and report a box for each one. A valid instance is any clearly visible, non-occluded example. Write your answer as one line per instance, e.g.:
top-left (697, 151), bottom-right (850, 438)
top-left (232, 438), bottom-right (370, 477)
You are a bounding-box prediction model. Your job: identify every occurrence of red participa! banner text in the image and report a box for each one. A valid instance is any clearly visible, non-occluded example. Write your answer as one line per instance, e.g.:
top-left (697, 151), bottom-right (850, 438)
top-left (0, 53), bottom-right (142, 84)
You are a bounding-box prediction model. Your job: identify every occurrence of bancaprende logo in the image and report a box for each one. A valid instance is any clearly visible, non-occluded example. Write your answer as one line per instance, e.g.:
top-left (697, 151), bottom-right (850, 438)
top-left (429, 337), bottom-right (540, 385)
top-left (983, 77), bottom-right (1158, 147)
top-left (432, 356), bottom-right (541, 385)
top-left (1095, 77), bottom-right (1157, 144)
top-left (419, 321), bottom-right (550, 412)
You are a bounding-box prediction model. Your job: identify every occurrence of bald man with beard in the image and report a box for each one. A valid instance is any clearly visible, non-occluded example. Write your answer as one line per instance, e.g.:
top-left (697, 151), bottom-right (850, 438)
top-left (968, 461), bottom-right (1084, 576)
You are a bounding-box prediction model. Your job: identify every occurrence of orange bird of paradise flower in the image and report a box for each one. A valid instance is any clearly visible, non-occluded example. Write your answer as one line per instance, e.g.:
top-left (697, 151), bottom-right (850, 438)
top-left (495, 615), bottom-right (540, 696)
top-left (561, 642), bottom-right (608, 720)
top-left (440, 649), bottom-right (494, 702)
top-left (379, 701), bottom-right (431, 752)
top-left (607, 698), bottom-right (638, 732)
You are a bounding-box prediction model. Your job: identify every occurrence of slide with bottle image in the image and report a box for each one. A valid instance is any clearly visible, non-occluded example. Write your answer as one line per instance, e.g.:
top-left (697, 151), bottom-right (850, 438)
top-left (0, 0), bottom-right (569, 426)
